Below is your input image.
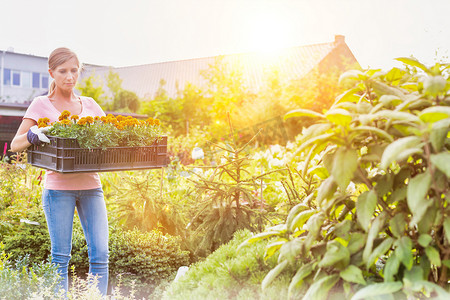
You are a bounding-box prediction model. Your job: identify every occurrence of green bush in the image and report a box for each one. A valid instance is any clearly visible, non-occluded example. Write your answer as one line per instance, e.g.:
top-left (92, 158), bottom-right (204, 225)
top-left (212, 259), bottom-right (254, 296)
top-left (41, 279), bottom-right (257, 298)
top-left (3, 207), bottom-right (50, 264)
top-left (3, 213), bottom-right (189, 299)
top-left (108, 227), bottom-right (189, 298)
top-left (243, 58), bottom-right (450, 299)
top-left (0, 243), bottom-right (62, 299)
top-left (163, 230), bottom-right (293, 300)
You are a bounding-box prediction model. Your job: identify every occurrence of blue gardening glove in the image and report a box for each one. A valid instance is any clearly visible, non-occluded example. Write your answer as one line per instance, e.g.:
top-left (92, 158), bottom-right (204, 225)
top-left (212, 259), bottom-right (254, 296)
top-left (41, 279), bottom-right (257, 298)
top-left (27, 125), bottom-right (51, 145)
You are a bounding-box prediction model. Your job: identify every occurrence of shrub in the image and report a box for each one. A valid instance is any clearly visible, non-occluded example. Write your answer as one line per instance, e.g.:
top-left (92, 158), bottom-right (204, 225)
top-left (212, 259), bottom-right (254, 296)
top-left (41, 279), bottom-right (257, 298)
top-left (0, 243), bottom-right (62, 299)
top-left (242, 58), bottom-right (450, 299)
top-left (3, 214), bottom-right (189, 299)
top-left (163, 230), bottom-right (292, 300)
top-left (108, 227), bottom-right (190, 298)
top-left (2, 207), bottom-right (50, 264)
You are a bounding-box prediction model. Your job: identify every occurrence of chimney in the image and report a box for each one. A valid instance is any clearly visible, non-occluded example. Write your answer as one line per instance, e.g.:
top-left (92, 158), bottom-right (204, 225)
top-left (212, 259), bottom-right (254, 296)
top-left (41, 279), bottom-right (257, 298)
top-left (335, 35), bottom-right (345, 44)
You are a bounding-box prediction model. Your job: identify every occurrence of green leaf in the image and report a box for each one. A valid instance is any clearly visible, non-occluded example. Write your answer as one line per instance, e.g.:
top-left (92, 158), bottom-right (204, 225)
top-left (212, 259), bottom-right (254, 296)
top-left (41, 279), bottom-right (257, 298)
top-left (303, 274), bottom-right (339, 300)
top-left (430, 119), bottom-right (450, 151)
top-left (279, 239), bottom-right (303, 264)
top-left (339, 70), bottom-right (367, 84)
top-left (394, 236), bottom-right (413, 270)
top-left (347, 232), bottom-right (366, 254)
top-left (261, 260), bottom-right (288, 290)
top-left (351, 126), bottom-right (394, 142)
top-left (384, 254), bottom-right (400, 282)
top-left (379, 95), bottom-right (403, 107)
top-left (380, 136), bottom-right (422, 170)
top-left (316, 176), bottom-right (337, 206)
top-left (325, 108), bottom-right (353, 126)
top-left (423, 76), bottom-right (447, 96)
top-left (363, 212), bottom-right (387, 264)
top-left (444, 219), bottom-right (450, 244)
top-left (286, 203), bottom-right (309, 230)
top-left (319, 240), bottom-right (350, 268)
top-left (370, 80), bottom-right (407, 100)
top-left (289, 209), bottom-right (316, 232)
top-left (284, 108), bottom-right (325, 120)
top-left (367, 237), bottom-right (394, 269)
top-left (287, 262), bottom-right (316, 298)
top-left (340, 265), bottom-right (366, 285)
top-left (389, 213), bottom-right (406, 238)
top-left (334, 88), bottom-right (362, 105)
top-left (430, 152), bottom-right (450, 178)
top-left (351, 281), bottom-right (403, 300)
top-left (331, 148), bottom-right (358, 191)
top-left (407, 171), bottom-right (432, 224)
top-left (384, 67), bottom-right (405, 83)
top-left (419, 106), bottom-right (450, 123)
top-left (356, 190), bottom-right (377, 232)
top-left (418, 234), bottom-right (433, 247)
top-left (373, 110), bottom-right (421, 123)
top-left (395, 57), bottom-right (430, 73)
top-left (264, 240), bottom-right (285, 260)
top-left (425, 246), bottom-right (441, 267)
top-left (293, 133), bottom-right (335, 158)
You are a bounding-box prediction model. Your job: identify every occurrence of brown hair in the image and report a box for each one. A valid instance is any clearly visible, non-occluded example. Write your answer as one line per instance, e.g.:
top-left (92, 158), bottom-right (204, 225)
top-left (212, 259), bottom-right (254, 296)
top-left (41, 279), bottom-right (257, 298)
top-left (47, 47), bottom-right (80, 95)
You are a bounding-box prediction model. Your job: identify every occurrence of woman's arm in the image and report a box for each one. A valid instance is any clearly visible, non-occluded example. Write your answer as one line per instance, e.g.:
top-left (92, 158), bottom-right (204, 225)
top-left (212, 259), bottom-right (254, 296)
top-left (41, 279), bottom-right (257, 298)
top-left (10, 118), bottom-right (37, 152)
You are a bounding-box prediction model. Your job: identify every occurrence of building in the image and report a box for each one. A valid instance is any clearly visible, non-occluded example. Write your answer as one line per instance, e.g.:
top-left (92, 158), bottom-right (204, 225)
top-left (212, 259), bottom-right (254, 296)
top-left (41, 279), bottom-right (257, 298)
top-left (0, 49), bottom-right (50, 104)
top-left (0, 35), bottom-right (359, 154)
top-left (81, 35), bottom-right (358, 99)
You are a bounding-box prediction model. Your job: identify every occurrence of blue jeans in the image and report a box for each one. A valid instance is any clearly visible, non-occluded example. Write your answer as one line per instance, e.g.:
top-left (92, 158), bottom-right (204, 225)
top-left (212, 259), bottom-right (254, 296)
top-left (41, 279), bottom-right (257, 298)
top-left (42, 188), bottom-right (109, 296)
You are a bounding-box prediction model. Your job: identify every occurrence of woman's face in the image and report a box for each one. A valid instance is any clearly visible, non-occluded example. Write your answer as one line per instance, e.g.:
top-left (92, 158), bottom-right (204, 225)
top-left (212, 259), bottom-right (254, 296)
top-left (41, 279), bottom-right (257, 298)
top-left (49, 57), bottom-right (80, 92)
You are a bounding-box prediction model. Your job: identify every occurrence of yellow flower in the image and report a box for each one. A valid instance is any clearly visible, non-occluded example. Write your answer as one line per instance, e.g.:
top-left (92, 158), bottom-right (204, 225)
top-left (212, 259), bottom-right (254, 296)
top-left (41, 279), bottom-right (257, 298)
top-left (146, 117), bottom-right (154, 125)
top-left (94, 116), bottom-right (100, 121)
top-left (77, 118), bottom-right (87, 126)
top-left (71, 115), bottom-right (79, 120)
top-left (60, 119), bottom-right (71, 126)
top-left (116, 115), bottom-right (124, 121)
top-left (154, 119), bottom-right (161, 126)
top-left (86, 116), bottom-right (94, 124)
top-left (59, 110), bottom-right (71, 120)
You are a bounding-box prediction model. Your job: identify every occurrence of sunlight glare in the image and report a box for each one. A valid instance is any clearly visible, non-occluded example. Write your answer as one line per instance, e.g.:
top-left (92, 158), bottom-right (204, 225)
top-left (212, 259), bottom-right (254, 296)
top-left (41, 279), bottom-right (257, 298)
top-left (244, 9), bottom-right (294, 55)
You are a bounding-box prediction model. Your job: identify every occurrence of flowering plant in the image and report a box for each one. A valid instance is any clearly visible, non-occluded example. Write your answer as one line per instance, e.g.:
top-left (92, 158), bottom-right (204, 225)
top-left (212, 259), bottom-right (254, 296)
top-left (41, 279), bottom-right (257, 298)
top-left (38, 111), bottom-right (164, 149)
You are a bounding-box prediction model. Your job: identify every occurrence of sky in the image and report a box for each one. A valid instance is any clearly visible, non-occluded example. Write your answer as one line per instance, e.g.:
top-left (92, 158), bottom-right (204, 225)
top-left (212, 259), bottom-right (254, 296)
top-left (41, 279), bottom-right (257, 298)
top-left (1, 0), bottom-right (449, 71)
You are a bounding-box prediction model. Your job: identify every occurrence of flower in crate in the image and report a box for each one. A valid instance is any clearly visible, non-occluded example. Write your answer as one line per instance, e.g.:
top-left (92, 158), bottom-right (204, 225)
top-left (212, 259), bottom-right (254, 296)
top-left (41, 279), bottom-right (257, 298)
top-left (37, 117), bottom-right (50, 128)
top-left (47, 111), bottom-right (164, 149)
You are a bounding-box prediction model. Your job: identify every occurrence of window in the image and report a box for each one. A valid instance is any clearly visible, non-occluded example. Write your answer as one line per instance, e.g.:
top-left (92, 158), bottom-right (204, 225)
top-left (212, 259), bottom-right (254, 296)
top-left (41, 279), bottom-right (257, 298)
top-left (41, 75), bottom-right (49, 89)
top-left (22, 71), bottom-right (31, 88)
top-left (32, 72), bottom-right (40, 88)
top-left (12, 70), bottom-right (20, 86)
top-left (3, 68), bottom-right (11, 85)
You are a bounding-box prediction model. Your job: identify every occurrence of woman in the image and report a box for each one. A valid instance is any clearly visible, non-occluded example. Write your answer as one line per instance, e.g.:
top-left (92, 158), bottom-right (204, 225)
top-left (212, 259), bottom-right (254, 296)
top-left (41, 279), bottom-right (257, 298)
top-left (10, 47), bottom-right (109, 295)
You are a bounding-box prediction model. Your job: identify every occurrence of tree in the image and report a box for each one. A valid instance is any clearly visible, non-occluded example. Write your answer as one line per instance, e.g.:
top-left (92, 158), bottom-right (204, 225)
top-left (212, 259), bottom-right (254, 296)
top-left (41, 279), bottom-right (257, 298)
top-left (76, 74), bottom-right (107, 107)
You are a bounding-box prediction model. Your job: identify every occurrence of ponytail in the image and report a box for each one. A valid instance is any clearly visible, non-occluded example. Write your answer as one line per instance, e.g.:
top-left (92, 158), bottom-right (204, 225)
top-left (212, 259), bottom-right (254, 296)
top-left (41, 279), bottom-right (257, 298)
top-left (48, 80), bottom-right (56, 96)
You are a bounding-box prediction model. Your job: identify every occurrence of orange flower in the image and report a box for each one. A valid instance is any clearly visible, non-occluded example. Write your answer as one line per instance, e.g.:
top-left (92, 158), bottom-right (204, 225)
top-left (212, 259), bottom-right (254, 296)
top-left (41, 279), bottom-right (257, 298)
top-left (60, 119), bottom-right (71, 126)
top-left (86, 116), bottom-right (94, 124)
top-left (146, 117), bottom-right (154, 125)
top-left (154, 119), bottom-right (161, 126)
top-left (59, 110), bottom-right (71, 120)
top-left (77, 118), bottom-right (87, 126)
top-left (71, 115), bottom-right (79, 121)
top-left (116, 115), bottom-right (124, 121)
top-left (94, 116), bottom-right (100, 121)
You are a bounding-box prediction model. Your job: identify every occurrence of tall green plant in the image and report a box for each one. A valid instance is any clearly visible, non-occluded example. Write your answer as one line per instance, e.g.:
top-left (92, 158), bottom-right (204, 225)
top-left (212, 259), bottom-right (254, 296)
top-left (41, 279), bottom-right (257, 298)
top-left (187, 129), bottom-right (285, 257)
top-left (240, 58), bottom-right (450, 299)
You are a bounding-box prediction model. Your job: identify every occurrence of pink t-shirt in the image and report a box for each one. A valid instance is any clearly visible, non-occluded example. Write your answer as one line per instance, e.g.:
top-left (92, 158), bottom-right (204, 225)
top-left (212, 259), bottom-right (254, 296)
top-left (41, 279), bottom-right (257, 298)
top-left (24, 95), bottom-right (106, 190)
